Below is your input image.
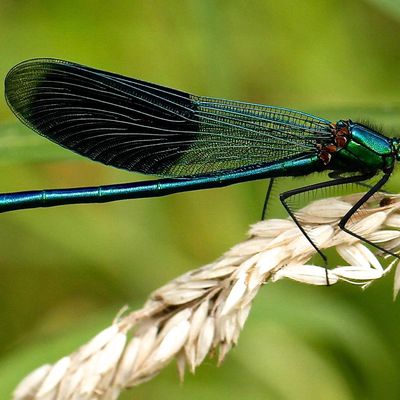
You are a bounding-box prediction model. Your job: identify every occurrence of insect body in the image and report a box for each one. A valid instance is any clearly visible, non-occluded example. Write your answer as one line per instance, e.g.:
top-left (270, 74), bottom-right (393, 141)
top-left (3, 59), bottom-right (400, 263)
top-left (328, 121), bottom-right (397, 173)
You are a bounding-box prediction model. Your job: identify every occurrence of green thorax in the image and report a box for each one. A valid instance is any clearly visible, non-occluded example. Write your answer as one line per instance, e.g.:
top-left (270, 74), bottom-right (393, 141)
top-left (332, 121), bottom-right (395, 173)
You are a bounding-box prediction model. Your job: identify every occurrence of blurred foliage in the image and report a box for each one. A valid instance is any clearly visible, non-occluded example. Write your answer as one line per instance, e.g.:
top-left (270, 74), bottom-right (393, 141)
top-left (1, 1), bottom-right (400, 399)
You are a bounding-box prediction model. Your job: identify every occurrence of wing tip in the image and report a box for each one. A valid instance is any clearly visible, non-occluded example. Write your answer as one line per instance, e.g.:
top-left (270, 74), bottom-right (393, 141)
top-left (5, 58), bottom-right (71, 122)
top-left (6, 58), bottom-right (66, 85)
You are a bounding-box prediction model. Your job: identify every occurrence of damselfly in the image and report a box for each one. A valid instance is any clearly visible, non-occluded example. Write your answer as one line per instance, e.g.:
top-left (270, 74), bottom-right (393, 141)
top-left (4, 59), bottom-right (400, 265)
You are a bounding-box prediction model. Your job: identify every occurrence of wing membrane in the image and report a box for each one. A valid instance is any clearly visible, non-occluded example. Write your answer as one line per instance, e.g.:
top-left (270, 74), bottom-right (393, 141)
top-left (5, 58), bottom-right (332, 177)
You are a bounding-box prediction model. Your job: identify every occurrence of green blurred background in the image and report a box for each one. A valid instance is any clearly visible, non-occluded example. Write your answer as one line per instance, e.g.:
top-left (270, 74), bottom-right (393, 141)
top-left (1, 1), bottom-right (400, 399)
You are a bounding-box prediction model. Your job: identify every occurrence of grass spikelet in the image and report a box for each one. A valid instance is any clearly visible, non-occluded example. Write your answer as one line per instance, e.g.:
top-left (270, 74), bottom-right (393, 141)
top-left (13, 193), bottom-right (400, 400)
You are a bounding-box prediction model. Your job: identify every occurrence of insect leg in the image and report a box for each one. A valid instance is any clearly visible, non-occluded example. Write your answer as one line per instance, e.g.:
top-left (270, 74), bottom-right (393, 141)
top-left (329, 171), bottom-right (389, 193)
top-left (339, 169), bottom-right (398, 258)
top-left (261, 178), bottom-right (275, 220)
top-left (280, 172), bottom-right (375, 285)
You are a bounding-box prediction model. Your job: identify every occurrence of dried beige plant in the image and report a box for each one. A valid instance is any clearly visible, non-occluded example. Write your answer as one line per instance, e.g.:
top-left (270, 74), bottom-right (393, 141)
top-left (13, 193), bottom-right (400, 400)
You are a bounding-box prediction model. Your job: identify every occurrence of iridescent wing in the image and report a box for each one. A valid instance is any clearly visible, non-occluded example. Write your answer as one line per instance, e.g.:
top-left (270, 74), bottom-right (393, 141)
top-left (5, 58), bottom-right (332, 177)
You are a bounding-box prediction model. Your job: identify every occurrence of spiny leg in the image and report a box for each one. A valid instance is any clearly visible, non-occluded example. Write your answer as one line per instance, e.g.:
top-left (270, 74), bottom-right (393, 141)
top-left (329, 171), bottom-right (390, 193)
top-left (261, 178), bottom-right (275, 220)
top-left (339, 169), bottom-right (399, 258)
top-left (354, 181), bottom-right (391, 194)
top-left (280, 172), bottom-right (375, 285)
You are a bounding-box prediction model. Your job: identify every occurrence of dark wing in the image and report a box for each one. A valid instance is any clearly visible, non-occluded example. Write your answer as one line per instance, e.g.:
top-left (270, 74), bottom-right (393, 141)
top-left (5, 58), bottom-right (332, 177)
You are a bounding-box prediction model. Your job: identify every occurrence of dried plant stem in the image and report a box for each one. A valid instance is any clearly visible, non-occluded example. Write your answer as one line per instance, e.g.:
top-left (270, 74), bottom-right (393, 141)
top-left (14, 193), bottom-right (400, 400)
